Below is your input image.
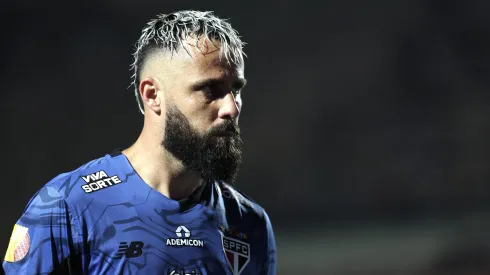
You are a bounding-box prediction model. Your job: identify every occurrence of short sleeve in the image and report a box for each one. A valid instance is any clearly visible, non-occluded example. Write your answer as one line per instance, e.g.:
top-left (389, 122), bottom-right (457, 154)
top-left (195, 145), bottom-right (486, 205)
top-left (2, 186), bottom-right (82, 274)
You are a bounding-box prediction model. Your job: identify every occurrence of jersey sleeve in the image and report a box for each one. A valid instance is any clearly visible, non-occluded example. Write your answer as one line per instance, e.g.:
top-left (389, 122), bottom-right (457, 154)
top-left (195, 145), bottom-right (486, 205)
top-left (2, 186), bottom-right (83, 275)
top-left (260, 211), bottom-right (277, 275)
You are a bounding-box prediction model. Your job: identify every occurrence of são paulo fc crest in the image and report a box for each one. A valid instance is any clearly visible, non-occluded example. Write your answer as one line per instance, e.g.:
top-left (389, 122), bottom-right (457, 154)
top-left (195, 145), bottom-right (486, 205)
top-left (222, 235), bottom-right (250, 275)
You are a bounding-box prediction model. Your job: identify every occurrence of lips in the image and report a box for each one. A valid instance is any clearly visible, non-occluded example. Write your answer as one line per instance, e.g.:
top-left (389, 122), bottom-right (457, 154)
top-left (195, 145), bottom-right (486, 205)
top-left (210, 122), bottom-right (239, 137)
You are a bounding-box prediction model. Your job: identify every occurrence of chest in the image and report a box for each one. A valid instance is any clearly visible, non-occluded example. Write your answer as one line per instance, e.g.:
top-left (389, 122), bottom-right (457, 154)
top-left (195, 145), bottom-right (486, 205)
top-left (83, 204), bottom-right (257, 275)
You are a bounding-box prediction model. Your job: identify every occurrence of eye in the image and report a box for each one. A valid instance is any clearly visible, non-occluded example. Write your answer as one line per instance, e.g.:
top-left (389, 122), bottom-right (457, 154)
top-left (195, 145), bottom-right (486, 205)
top-left (202, 84), bottom-right (239, 101)
top-left (202, 84), bottom-right (223, 100)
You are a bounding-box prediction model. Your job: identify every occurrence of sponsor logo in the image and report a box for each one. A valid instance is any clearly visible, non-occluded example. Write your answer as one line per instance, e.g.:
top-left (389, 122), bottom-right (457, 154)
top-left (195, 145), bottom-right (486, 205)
top-left (80, 170), bottom-right (122, 193)
top-left (115, 241), bottom-right (144, 259)
top-left (4, 224), bottom-right (30, 262)
top-left (223, 236), bottom-right (250, 275)
top-left (176, 225), bottom-right (191, 238)
top-left (166, 225), bottom-right (204, 247)
top-left (169, 269), bottom-right (202, 275)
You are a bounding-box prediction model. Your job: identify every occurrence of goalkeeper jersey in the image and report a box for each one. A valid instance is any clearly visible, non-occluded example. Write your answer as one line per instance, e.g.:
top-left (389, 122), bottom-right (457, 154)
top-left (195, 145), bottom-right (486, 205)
top-left (2, 150), bottom-right (276, 275)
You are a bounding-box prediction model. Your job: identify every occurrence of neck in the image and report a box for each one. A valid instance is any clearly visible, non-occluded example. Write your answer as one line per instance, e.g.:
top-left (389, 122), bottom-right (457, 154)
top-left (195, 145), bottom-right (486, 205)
top-left (122, 128), bottom-right (204, 201)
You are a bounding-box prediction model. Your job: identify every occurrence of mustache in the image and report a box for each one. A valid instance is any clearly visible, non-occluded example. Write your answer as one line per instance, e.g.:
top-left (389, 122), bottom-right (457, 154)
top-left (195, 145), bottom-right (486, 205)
top-left (208, 120), bottom-right (240, 136)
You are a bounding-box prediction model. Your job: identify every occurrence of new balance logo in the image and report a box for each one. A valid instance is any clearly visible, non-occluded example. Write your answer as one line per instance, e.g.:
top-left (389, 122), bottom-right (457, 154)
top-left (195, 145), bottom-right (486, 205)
top-left (166, 225), bottom-right (204, 247)
top-left (115, 241), bottom-right (144, 259)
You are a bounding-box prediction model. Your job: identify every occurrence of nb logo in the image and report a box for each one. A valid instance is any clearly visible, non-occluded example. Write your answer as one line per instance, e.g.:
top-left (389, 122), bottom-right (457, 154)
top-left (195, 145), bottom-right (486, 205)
top-left (115, 241), bottom-right (144, 259)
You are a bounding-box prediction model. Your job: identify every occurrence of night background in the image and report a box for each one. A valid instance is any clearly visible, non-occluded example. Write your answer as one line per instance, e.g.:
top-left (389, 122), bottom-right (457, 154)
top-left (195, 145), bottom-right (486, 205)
top-left (2, 0), bottom-right (490, 274)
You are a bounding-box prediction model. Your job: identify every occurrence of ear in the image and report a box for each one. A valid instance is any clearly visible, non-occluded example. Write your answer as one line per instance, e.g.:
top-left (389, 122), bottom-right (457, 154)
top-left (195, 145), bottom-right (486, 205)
top-left (139, 77), bottom-right (163, 114)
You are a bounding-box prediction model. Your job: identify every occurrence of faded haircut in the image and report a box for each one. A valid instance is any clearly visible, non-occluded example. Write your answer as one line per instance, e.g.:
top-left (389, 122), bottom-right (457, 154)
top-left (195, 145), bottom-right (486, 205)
top-left (130, 10), bottom-right (246, 114)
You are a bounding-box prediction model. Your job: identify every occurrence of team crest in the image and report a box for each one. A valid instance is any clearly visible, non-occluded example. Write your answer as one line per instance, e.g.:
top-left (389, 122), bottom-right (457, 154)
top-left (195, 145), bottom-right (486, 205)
top-left (222, 235), bottom-right (250, 275)
top-left (4, 224), bottom-right (30, 262)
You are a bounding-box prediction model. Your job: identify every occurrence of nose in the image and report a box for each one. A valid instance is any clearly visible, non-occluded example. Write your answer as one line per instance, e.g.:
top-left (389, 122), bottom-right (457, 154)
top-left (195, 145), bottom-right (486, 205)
top-left (217, 93), bottom-right (240, 120)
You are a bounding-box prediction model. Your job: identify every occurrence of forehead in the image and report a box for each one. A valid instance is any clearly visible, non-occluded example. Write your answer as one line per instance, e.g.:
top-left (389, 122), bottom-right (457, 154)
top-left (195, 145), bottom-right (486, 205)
top-left (178, 37), bottom-right (244, 78)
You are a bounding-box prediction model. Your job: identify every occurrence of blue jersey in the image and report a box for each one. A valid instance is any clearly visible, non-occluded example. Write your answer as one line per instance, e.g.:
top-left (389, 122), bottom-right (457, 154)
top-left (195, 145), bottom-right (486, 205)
top-left (2, 151), bottom-right (276, 275)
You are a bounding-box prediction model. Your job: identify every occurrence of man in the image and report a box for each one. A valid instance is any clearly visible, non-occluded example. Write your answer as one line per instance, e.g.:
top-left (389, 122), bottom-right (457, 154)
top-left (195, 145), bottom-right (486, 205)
top-left (2, 10), bottom-right (276, 275)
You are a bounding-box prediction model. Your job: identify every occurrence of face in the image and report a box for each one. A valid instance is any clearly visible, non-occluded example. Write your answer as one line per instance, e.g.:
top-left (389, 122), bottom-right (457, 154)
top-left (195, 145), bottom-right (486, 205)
top-left (141, 36), bottom-right (246, 183)
top-left (163, 104), bottom-right (243, 183)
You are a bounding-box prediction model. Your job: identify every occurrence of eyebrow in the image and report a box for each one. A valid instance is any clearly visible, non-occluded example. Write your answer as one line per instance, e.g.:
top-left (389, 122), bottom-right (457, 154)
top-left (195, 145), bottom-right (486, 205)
top-left (191, 77), bottom-right (247, 91)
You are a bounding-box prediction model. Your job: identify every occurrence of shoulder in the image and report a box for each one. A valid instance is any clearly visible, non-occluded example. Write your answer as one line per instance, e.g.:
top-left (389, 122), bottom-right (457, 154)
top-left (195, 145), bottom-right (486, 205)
top-left (2, 156), bottom-right (118, 274)
top-left (37, 153), bottom-right (120, 205)
top-left (217, 182), bottom-right (274, 234)
top-left (219, 183), bottom-right (268, 217)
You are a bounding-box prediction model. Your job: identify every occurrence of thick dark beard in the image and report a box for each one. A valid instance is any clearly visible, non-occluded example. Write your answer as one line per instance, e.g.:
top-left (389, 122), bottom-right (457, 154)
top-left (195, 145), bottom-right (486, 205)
top-left (162, 105), bottom-right (243, 184)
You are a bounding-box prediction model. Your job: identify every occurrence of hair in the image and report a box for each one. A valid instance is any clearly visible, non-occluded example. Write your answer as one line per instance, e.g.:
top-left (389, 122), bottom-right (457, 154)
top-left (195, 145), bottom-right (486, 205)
top-left (130, 10), bottom-right (246, 114)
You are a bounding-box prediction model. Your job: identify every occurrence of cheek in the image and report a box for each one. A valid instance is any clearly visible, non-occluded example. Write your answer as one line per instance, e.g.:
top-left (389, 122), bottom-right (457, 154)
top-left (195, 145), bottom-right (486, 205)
top-left (178, 94), bottom-right (206, 115)
top-left (187, 96), bottom-right (215, 116)
top-left (181, 96), bottom-right (217, 132)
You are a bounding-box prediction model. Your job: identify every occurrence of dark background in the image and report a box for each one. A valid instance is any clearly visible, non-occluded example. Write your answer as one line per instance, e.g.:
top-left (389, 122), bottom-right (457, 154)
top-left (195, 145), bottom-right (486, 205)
top-left (2, 0), bottom-right (490, 274)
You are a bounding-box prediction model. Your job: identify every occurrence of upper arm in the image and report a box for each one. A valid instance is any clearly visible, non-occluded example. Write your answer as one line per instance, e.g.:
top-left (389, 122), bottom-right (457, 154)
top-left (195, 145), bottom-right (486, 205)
top-left (2, 186), bottom-right (82, 275)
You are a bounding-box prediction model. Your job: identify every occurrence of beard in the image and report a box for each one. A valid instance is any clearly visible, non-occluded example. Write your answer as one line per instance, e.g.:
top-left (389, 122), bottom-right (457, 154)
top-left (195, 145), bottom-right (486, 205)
top-left (162, 105), bottom-right (243, 184)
